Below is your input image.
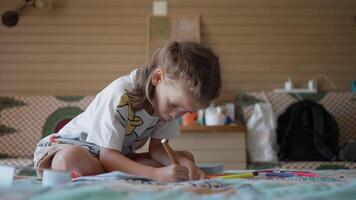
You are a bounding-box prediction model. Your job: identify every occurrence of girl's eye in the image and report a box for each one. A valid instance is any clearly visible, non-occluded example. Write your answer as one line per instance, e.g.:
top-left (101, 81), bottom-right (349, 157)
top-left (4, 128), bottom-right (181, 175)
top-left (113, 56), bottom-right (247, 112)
top-left (170, 102), bottom-right (177, 108)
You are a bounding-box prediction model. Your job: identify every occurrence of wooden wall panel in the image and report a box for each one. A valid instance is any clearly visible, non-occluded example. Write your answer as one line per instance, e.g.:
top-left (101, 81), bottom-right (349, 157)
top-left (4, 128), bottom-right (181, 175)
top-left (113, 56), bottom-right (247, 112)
top-left (0, 0), bottom-right (355, 95)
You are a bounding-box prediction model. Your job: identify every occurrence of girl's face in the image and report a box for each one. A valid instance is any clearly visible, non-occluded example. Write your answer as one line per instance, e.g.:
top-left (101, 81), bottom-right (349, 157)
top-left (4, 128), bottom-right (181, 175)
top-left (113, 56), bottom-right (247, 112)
top-left (152, 69), bottom-right (200, 122)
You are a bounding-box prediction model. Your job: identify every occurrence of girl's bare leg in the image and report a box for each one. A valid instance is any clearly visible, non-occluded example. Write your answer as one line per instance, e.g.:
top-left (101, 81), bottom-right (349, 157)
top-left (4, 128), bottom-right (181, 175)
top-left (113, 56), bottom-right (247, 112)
top-left (51, 145), bottom-right (104, 176)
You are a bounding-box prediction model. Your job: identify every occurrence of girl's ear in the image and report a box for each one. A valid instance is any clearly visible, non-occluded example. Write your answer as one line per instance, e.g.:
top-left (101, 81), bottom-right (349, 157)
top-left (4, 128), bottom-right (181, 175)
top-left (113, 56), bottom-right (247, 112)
top-left (151, 68), bottom-right (164, 86)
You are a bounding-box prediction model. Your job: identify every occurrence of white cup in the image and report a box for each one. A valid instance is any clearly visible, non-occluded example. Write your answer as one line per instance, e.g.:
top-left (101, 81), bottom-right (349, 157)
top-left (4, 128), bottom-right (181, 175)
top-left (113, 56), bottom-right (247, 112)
top-left (42, 169), bottom-right (71, 187)
top-left (205, 112), bottom-right (225, 126)
top-left (0, 166), bottom-right (15, 187)
top-left (284, 80), bottom-right (293, 90)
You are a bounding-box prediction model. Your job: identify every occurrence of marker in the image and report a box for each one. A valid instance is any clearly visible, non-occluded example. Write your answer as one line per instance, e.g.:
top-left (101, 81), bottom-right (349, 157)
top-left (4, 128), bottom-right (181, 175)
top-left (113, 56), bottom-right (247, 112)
top-left (259, 172), bottom-right (295, 178)
top-left (161, 139), bottom-right (179, 164)
top-left (289, 172), bottom-right (319, 177)
top-left (220, 172), bottom-right (254, 179)
top-left (276, 170), bottom-right (320, 177)
top-left (253, 170), bottom-right (319, 178)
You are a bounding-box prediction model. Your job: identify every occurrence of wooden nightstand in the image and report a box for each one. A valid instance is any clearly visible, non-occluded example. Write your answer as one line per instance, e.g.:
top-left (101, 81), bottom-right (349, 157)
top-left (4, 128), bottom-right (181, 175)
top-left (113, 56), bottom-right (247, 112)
top-left (173, 124), bottom-right (247, 170)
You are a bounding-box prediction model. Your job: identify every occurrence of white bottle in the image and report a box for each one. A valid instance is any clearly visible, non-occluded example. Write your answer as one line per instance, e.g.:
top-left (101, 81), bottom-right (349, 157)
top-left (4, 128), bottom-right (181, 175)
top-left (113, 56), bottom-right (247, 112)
top-left (216, 106), bottom-right (226, 125)
top-left (197, 109), bottom-right (205, 125)
top-left (225, 103), bottom-right (235, 123)
top-left (308, 80), bottom-right (317, 91)
top-left (284, 78), bottom-right (294, 91)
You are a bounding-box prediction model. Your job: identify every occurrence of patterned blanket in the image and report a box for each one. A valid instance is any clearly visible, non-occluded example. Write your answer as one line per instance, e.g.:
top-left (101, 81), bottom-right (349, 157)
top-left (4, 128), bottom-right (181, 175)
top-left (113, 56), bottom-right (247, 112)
top-left (1, 170), bottom-right (356, 200)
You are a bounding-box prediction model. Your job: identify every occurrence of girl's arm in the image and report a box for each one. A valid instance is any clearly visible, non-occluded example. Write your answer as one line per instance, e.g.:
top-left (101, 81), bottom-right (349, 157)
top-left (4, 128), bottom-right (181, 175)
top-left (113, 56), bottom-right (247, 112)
top-left (100, 147), bottom-right (189, 182)
top-left (149, 138), bottom-right (175, 166)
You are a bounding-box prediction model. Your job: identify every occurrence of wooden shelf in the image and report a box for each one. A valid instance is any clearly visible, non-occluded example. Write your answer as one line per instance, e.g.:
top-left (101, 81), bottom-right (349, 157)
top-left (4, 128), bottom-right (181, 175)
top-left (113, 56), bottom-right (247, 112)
top-left (180, 124), bottom-right (246, 133)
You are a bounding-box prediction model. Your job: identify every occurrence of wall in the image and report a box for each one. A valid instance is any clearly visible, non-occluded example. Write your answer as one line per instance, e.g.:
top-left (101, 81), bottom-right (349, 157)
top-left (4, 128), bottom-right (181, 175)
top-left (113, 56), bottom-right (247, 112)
top-left (0, 0), bottom-right (355, 96)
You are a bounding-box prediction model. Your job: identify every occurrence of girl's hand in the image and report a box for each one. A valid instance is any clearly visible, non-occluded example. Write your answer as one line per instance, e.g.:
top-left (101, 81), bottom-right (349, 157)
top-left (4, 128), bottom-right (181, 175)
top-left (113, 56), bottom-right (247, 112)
top-left (179, 158), bottom-right (205, 180)
top-left (152, 164), bottom-right (189, 182)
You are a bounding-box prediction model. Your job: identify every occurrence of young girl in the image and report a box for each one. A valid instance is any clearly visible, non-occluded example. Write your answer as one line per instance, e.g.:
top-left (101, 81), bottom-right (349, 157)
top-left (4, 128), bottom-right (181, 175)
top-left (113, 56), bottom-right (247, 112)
top-left (34, 41), bottom-right (221, 182)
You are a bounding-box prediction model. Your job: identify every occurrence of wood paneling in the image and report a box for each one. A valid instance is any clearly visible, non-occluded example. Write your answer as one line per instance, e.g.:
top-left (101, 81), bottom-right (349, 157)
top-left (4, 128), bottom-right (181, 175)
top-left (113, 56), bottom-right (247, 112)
top-left (0, 0), bottom-right (355, 95)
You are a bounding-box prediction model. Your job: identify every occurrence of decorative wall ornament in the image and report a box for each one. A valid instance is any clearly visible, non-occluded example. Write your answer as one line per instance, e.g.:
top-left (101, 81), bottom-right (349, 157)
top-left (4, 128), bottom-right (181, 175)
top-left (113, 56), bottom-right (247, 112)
top-left (1, 0), bottom-right (54, 27)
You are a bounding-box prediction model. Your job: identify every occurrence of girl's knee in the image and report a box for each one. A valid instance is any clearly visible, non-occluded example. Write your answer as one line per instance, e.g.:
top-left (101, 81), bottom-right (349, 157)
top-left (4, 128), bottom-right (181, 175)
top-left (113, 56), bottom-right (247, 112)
top-left (51, 145), bottom-right (88, 169)
top-left (51, 145), bottom-right (104, 175)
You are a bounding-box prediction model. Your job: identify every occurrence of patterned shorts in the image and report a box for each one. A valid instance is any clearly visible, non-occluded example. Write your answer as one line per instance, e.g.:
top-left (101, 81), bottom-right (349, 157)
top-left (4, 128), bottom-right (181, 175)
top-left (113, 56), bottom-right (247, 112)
top-left (33, 133), bottom-right (101, 175)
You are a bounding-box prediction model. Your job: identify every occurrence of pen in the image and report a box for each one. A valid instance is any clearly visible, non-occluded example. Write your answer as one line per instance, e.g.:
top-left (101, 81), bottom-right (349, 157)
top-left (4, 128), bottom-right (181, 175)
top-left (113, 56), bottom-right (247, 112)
top-left (161, 139), bottom-right (179, 164)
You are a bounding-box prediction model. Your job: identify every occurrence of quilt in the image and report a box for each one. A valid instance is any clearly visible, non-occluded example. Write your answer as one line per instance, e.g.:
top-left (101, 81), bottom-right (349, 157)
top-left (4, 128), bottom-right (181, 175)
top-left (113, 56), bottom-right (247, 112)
top-left (1, 169), bottom-right (356, 200)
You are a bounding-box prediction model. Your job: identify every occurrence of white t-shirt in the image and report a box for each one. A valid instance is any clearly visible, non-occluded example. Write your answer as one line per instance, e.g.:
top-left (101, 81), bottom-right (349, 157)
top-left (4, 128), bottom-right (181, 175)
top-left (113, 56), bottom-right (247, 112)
top-left (57, 69), bottom-right (180, 155)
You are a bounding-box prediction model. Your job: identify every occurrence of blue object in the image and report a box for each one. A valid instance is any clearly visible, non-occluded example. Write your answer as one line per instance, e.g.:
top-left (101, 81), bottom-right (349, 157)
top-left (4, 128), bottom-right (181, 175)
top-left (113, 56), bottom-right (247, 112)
top-left (197, 163), bottom-right (224, 174)
top-left (258, 172), bottom-right (295, 178)
top-left (225, 116), bottom-right (233, 124)
top-left (177, 116), bottom-right (183, 125)
top-left (352, 80), bottom-right (356, 92)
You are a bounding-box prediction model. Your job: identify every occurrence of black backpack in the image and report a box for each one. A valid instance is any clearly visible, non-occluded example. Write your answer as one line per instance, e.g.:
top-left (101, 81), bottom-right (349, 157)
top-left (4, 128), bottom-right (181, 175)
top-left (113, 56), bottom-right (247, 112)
top-left (277, 99), bottom-right (339, 161)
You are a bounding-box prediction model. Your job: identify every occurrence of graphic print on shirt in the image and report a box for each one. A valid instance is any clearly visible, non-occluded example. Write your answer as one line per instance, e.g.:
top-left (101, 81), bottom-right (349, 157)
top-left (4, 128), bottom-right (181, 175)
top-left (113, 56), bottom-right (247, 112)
top-left (116, 94), bottom-right (143, 135)
top-left (116, 93), bottom-right (149, 154)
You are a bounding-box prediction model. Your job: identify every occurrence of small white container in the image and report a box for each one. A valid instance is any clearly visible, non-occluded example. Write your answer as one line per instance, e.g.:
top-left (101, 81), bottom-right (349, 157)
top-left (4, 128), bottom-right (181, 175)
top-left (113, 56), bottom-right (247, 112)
top-left (0, 166), bottom-right (15, 187)
top-left (284, 80), bottom-right (293, 90)
top-left (205, 106), bottom-right (226, 126)
top-left (42, 169), bottom-right (71, 187)
top-left (308, 80), bottom-right (317, 91)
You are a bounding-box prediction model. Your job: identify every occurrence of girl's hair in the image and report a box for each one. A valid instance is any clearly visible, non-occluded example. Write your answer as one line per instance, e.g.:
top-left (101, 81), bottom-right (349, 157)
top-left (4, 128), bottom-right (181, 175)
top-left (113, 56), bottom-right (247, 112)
top-left (127, 41), bottom-right (221, 114)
